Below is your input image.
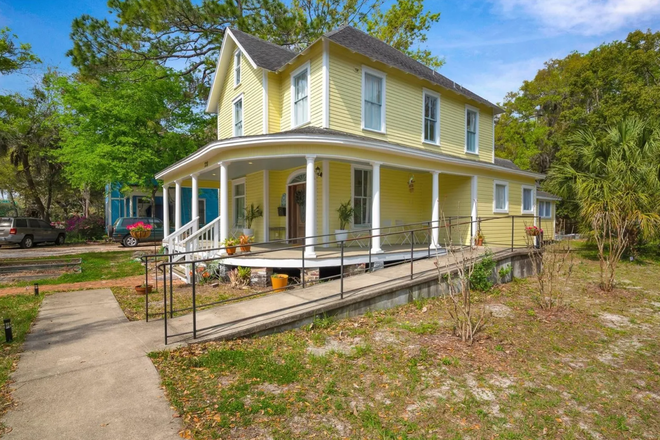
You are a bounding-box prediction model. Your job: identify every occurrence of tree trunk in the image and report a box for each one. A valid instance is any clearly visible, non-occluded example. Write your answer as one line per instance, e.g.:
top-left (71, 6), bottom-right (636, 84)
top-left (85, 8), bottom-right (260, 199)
top-left (7, 191), bottom-right (19, 217)
top-left (82, 185), bottom-right (91, 217)
top-left (20, 154), bottom-right (49, 222)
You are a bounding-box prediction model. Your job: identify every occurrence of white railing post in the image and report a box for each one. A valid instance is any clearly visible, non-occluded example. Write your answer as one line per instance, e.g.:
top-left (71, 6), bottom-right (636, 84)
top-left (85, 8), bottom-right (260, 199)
top-left (213, 218), bottom-right (219, 249)
top-left (430, 171), bottom-right (440, 249)
top-left (304, 155), bottom-right (317, 258)
top-left (371, 161), bottom-right (382, 254)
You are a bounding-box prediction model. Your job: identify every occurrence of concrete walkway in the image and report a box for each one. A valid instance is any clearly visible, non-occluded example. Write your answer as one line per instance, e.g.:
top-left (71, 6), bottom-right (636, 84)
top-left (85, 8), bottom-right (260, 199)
top-left (2, 289), bottom-right (179, 440)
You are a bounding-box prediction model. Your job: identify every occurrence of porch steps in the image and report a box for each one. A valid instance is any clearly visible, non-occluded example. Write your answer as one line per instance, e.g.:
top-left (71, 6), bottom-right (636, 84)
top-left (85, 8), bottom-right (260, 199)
top-left (159, 248), bottom-right (533, 345)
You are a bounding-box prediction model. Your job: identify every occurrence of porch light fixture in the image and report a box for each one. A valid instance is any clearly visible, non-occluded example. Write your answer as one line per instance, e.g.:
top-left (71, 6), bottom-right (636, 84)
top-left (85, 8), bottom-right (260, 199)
top-left (315, 166), bottom-right (322, 178)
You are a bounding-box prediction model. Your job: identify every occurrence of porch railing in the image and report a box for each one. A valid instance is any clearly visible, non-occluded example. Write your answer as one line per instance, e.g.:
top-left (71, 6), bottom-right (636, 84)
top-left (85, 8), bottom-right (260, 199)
top-left (141, 214), bottom-right (553, 344)
top-left (163, 216), bottom-right (199, 255)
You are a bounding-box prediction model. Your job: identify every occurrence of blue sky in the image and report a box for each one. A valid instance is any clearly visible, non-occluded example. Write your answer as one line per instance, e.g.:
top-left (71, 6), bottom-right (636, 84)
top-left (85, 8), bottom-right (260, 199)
top-left (1, 0), bottom-right (660, 104)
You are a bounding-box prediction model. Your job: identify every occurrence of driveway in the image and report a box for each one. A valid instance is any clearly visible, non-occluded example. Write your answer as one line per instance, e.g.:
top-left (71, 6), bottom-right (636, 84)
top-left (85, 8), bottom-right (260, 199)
top-left (0, 242), bottom-right (160, 259)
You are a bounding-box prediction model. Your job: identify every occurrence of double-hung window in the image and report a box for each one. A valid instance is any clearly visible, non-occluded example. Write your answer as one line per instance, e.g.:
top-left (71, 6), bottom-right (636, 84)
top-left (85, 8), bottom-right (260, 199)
top-left (291, 62), bottom-right (310, 127)
top-left (522, 186), bottom-right (534, 214)
top-left (233, 96), bottom-right (243, 137)
top-left (423, 90), bottom-right (439, 144)
top-left (465, 106), bottom-right (479, 153)
top-left (233, 180), bottom-right (245, 227)
top-left (353, 168), bottom-right (372, 226)
top-left (234, 50), bottom-right (241, 86)
top-left (539, 201), bottom-right (552, 218)
top-left (494, 181), bottom-right (508, 213)
top-left (362, 67), bottom-right (386, 132)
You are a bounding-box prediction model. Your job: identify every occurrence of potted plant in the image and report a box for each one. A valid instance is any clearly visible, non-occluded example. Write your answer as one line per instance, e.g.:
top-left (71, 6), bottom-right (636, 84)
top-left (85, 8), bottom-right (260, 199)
top-left (239, 234), bottom-right (254, 252)
top-left (525, 225), bottom-right (543, 236)
top-left (335, 200), bottom-right (354, 242)
top-left (242, 203), bottom-right (263, 237)
top-left (222, 237), bottom-right (238, 255)
top-left (474, 230), bottom-right (484, 246)
top-left (127, 221), bottom-right (153, 240)
top-left (271, 273), bottom-right (289, 292)
top-left (135, 283), bottom-right (153, 295)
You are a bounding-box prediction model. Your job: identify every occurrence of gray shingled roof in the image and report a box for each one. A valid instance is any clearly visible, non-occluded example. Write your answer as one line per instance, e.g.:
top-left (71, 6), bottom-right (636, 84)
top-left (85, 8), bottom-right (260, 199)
top-left (537, 190), bottom-right (562, 201)
top-left (324, 26), bottom-right (503, 114)
top-left (494, 157), bottom-right (521, 171)
top-left (230, 28), bottom-right (296, 71)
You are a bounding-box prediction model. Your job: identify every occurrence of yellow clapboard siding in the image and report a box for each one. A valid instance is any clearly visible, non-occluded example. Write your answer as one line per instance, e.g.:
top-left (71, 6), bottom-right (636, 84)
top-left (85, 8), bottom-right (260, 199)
top-left (268, 72), bottom-right (281, 133)
top-left (278, 45), bottom-right (323, 131)
top-left (328, 44), bottom-right (494, 162)
top-left (217, 51), bottom-right (263, 140)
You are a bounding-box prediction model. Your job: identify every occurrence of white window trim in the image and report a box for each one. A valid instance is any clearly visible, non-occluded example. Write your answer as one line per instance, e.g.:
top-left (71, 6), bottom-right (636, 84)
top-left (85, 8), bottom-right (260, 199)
top-left (350, 164), bottom-right (373, 227)
top-left (232, 94), bottom-right (244, 137)
top-left (465, 104), bottom-right (479, 155)
top-left (493, 180), bottom-right (509, 213)
top-left (539, 201), bottom-right (553, 218)
top-left (361, 65), bottom-right (387, 134)
top-left (290, 61), bottom-right (311, 129)
top-left (421, 88), bottom-right (440, 145)
top-left (234, 50), bottom-right (242, 88)
top-left (521, 185), bottom-right (535, 215)
top-left (232, 178), bottom-right (246, 227)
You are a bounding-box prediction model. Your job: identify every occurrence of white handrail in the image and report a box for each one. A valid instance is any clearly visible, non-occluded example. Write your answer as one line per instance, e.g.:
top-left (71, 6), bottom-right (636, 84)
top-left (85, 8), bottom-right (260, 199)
top-left (164, 216), bottom-right (199, 250)
top-left (179, 216), bottom-right (221, 247)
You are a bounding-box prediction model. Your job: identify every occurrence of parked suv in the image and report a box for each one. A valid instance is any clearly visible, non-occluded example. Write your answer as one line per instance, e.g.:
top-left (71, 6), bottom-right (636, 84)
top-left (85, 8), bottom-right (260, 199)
top-left (110, 217), bottom-right (164, 247)
top-left (0, 217), bottom-right (66, 249)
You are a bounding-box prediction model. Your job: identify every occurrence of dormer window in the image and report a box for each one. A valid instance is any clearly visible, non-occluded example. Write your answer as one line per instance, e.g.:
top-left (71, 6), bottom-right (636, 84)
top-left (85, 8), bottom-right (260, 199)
top-left (291, 62), bottom-right (310, 128)
top-left (234, 50), bottom-right (241, 87)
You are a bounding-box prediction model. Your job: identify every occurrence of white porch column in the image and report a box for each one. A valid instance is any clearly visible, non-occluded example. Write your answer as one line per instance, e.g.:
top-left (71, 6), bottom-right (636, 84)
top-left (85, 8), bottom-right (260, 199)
top-left (162, 184), bottom-right (170, 238)
top-left (219, 161), bottom-right (230, 246)
top-left (174, 180), bottom-right (182, 231)
top-left (430, 171), bottom-right (440, 249)
top-left (471, 176), bottom-right (478, 241)
top-left (191, 172), bottom-right (199, 232)
top-left (304, 155), bottom-right (317, 258)
top-left (129, 193), bottom-right (134, 217)
top-left (322, 160), bottom-right (330, 247)
top-left (371, 162), bottom-right (382, 254)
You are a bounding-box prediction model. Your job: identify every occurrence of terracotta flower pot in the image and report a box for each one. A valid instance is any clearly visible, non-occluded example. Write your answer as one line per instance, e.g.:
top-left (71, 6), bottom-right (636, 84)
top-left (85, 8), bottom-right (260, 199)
top-left (226, 246), bottom-right (236, 255)
top-left (240, 245), bottom-right (251, 253)
top-left (135, 284), bottom-right (153, 295)
top-left (271, 274), bottom-right (289, 292)
top-left (475, 238), bottom-right (483, 246)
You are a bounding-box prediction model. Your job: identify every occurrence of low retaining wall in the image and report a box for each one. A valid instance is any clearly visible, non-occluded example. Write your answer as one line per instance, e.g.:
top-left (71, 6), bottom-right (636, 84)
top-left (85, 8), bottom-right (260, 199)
top-left (245, 249), bottom-right (536, 340)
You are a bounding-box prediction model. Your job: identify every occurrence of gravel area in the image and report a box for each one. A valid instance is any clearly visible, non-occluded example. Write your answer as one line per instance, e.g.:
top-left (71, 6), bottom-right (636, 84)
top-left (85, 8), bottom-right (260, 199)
top-left (0, 242), bottom-right (158, 259)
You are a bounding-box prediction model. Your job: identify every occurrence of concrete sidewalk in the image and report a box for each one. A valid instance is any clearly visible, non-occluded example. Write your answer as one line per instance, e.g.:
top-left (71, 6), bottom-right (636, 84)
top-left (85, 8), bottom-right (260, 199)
top-left (2, 289), bottom-right (180, 440)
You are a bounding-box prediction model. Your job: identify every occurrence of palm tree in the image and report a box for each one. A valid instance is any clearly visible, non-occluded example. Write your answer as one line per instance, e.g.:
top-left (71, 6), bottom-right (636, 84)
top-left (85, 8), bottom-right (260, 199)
top-left (547, 117), bottom-right (660, 290)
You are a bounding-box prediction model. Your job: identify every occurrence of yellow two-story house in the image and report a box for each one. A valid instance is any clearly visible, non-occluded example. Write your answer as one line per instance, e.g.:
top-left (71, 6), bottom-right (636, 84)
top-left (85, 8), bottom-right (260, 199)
top-left (156, 26), bottom-right (556, 258)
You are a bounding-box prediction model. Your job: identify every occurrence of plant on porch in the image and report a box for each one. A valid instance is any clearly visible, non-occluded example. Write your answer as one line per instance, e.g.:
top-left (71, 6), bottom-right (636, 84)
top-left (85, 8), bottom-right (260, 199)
top-left (242, 203), bottom-right (263, 237)
top-left (335, 200), bottom-right (354, 242)
top-left (222, 237), bottom-right (238, 255)
top-left (239, 234), bottom-right (254, 252)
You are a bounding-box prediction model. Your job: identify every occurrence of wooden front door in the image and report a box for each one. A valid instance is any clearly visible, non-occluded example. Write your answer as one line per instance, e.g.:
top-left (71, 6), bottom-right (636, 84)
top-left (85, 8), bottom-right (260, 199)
top-left (288, 183), bottom-right (306, 243)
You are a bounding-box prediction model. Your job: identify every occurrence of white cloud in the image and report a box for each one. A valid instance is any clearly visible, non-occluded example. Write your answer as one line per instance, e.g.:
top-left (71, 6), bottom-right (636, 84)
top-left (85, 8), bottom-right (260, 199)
top-left (493, 0), bottom-right (660, 36)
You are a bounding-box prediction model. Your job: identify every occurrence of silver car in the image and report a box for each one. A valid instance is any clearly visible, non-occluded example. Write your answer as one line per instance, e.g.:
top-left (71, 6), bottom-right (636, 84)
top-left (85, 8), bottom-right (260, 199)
top-left (0, 217), bottom-right (66, 249)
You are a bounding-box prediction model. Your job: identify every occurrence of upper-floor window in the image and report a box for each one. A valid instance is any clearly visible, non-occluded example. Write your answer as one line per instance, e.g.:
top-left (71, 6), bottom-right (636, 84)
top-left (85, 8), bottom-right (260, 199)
top-left (423, 90), bottom-right (440, 144)
top-left (522, 186), bottom-right (535, 214)
top-left (291, 62), bottom-right (310, 128)
top-left (362, 67), bottom-right (386, 133)
top-left (234, 50), bottom-right (241, 87)
top-left (233, 95), bottom-right (243, 137)
top-left (353, 167), bottom-right (372, 226)
top-left (494, 181), bottom-right (508, 213)
top-left (465, 106), bottom-right (479, 154)
top-left (539, 201), bottom-right (552, 218)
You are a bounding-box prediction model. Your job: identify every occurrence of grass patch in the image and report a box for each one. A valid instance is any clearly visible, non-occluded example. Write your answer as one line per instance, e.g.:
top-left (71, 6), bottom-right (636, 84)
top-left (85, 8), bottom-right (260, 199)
top-left (0, 251), bottom-right (143, 288)
top-left (150, 253), bottom-right (660, 440)
top-left (0, 294), bottom-right (42, 419)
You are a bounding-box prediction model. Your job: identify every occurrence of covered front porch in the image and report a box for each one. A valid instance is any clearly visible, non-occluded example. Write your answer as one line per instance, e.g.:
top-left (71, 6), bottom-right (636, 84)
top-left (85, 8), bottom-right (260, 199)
top-left (159, 154), bottom-right (478, 261)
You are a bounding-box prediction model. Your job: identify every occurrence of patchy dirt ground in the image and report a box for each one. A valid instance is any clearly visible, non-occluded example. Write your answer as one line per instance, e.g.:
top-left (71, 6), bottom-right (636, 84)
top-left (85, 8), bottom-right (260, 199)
top-left (150, 250), bottom-right (660, 440)
top-left (0, 242), bottom-right (145, 259)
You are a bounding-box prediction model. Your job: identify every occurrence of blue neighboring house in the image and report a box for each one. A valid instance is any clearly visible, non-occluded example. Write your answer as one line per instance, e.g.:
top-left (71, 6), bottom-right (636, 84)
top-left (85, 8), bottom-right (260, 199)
top-left (105, 183), bottom-right (218, 234)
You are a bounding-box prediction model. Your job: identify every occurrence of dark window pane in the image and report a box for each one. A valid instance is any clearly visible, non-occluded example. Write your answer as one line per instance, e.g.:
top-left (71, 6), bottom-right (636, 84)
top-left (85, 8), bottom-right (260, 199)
top-left (16, 219), bottom-right (27, 227)
top-left (28, 219), bottom-right (40, 228)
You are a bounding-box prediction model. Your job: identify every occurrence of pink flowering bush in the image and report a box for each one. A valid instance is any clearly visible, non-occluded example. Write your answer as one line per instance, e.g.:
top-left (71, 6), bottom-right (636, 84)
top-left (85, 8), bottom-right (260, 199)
top-left (525, 225), bottom-right (544, 236)
top-left (65, 215), bottom-right (105, 240)
top-left (126, 221), bottom-right (153, 233)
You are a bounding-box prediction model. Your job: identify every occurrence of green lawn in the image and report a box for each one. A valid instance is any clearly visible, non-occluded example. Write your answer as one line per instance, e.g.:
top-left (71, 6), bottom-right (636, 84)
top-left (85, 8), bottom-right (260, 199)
top-left (150, 248), bottom-right (660, 439)
top-left (0, 252), bottom-right (144, 288)
top-left (0, 294), bottom-right (42, 420)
